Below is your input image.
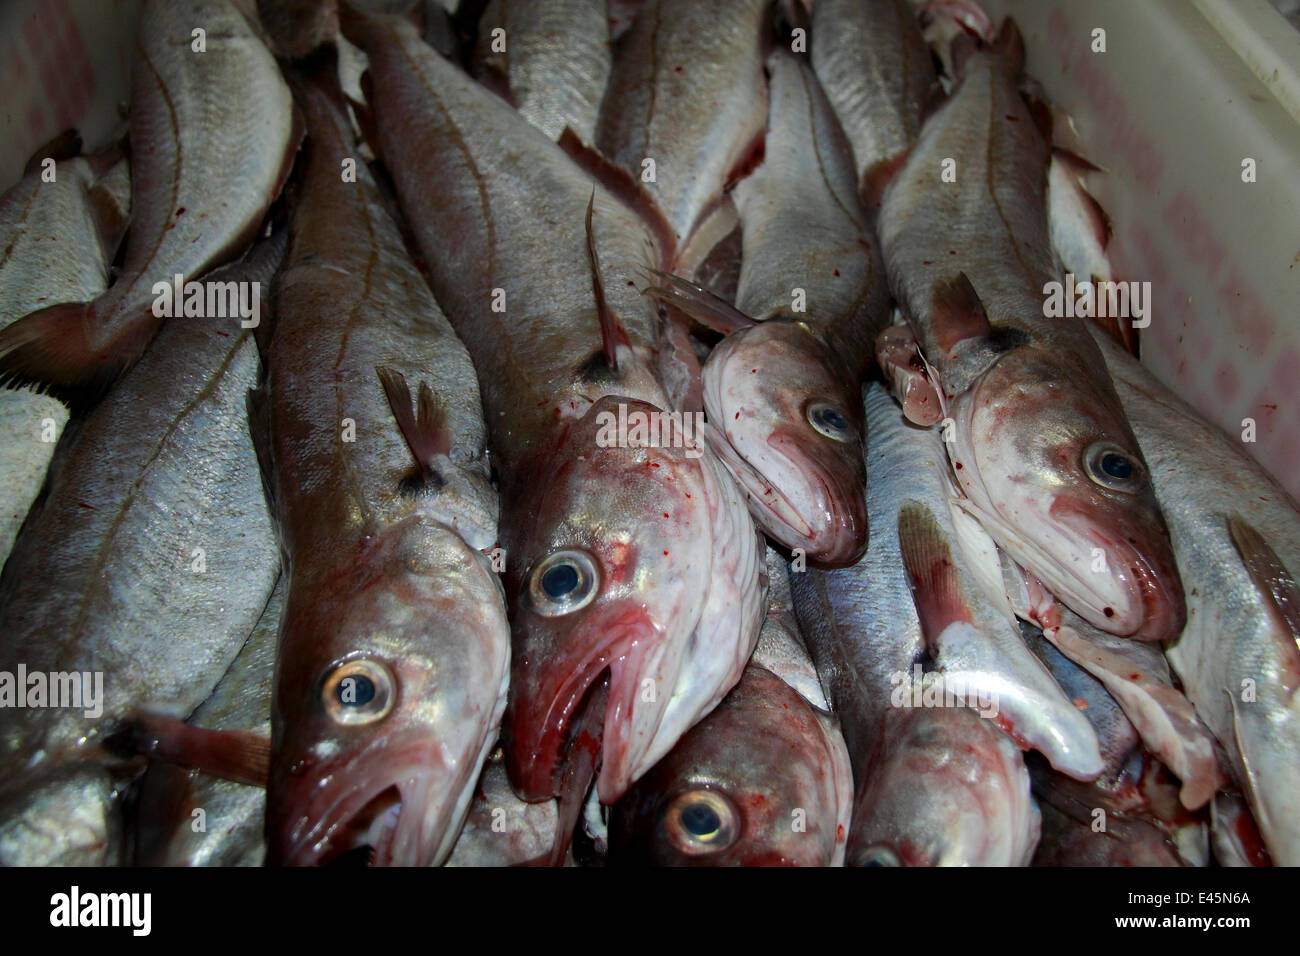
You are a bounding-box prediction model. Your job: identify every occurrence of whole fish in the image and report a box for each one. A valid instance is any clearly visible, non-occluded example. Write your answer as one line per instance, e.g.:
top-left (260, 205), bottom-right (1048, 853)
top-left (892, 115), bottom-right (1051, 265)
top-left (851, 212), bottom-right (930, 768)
top-left (259, 73), bottom-right (509, 867)
top-left (0, 244), bottom-right (281, 866)
top-left (0, 0), bottom-right (296, 404)
top-left (0, 150), bottom-right (125, 567)
top-left (1094, 328), bottom-right (1300, 866)
top-left (472, 0), bottom-right (611, 143)
top-left (133, 579), bottom-right (283, 867)
top-left (343, 9), bottom-right (764, 811)
top-left (808, 0), bottom-right (935, 211)
top-left (608, 556), bottom-right (852, 866)
top-left (792, 384), bottom-right (1046, 865)
top-left (876, 20), bottom-right (1184, 643)
top-left (658, 51), bottom-right (887, 564)
top-left (596, 0), bottom-right (767, 247)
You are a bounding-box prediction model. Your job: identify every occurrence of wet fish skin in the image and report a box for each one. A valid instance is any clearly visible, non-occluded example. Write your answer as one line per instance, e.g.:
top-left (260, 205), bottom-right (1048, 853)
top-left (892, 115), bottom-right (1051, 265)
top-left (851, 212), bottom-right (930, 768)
top-left (877, 21), bottom-right (1183, 644)
top-left (262, 75), bottom-right (508, 868)
top-left (607, 648), bottom-right (852, 866)
top-left (0, 245), bottom-right (282, 867)
top-left (791, 385), bottom-right (1045, 865)
top-left (596, 0), bottom-right (768, 246)
top-left (700, 51), bottom-right (888, 564)
top-left (444, 750), bottom-right (560, 867)
top-left (134, 578), bottom-right (283, 867)
top-left (344, 10), bottom-right (764, 808)
top-left (473, 0), bottom-right (611, 143)
top-left (0, 156), bottom-right (117, 568)
top-left (1094, 328), bottom-right (1300, 866)
top-left (0, 0), bottom-right (296, 401)
top-left (1032, 798), bottom-right (1184, 867)
top-left (809, 0), bottom-right (935, 210)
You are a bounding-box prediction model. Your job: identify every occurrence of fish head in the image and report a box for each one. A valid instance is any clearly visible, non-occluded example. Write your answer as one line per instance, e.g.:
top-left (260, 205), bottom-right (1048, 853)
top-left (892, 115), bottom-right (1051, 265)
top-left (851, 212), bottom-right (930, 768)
top-left (607, 665), bottom-right (850, 866)
top-left (951, 348), bottom-right (1184, 641)
top-left (504, 396), bottom-right (763, 807)
top-left (702, 321), bottom-right (868, 564)
top-left (848, 707), bottom-right (1039, 866)
top-left (267, 518), bottom-right (509, 866)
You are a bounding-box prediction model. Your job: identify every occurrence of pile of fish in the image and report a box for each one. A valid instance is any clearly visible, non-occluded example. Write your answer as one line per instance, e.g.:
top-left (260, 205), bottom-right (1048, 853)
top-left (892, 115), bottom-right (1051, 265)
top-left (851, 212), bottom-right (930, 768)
top-left (0, 0), bottom-right (1295, 867)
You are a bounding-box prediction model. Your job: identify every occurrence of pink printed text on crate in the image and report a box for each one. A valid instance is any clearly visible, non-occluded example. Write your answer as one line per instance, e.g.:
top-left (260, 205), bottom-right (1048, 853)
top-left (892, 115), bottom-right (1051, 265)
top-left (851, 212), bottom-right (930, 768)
top-left (1047, 6), bottom-right (1299, 489)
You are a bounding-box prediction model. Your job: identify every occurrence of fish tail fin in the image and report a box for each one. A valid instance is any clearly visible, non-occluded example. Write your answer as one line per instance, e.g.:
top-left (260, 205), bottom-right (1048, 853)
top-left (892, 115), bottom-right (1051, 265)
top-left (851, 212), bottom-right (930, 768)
top-left (377, 365), bottom-right (449, 491)
top-left (897, 502), bottom-right (974, 645)
top-left (0, 300), bottom-right (149, 409)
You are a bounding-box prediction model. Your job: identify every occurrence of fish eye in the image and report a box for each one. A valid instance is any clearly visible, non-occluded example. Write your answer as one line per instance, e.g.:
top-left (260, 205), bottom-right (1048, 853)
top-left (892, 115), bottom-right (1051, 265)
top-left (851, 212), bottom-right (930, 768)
top-left (807, 402), bottom-right (854, 442)
top-left (527, 549), bottom-right (599, 617)
top-left (1082, 441), bottom-right (1145, 493)
top-left (858, 846), bottom-right (901, 867)
top-left (321, 659), bottom-right (394, 725)
top-left (663, 790), bottom-right (738, 856)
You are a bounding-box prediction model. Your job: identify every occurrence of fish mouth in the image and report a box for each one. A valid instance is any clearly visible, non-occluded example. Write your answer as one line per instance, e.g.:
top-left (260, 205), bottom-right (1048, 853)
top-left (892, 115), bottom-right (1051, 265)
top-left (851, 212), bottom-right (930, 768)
top-left (506, 606), bottom-right (667, 805)
top-left (271, 736), bottom-right (464, 867)
top-left (1051, 497), bottom-right (1185, 642)
top-left (701, 420), bottom-right (865, 564)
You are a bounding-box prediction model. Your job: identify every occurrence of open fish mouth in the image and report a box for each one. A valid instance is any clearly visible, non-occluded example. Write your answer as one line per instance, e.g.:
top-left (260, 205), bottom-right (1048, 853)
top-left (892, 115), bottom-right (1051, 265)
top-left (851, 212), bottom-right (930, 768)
top-left (272, 738), bottom-right (465, 867)
top-left (506, 606), bottom-right (673, 805)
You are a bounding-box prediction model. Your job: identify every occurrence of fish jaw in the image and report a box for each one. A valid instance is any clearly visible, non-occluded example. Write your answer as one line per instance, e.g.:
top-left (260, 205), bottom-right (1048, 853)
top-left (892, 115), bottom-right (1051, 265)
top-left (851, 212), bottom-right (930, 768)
top-left (847, 706), bottom-right (1040, 867)
top-left (268, 520), bottom-right (510, 867)
top-left (701, 322), bottom-right (867, 564)
top-left (503, 396), bottom-right (762, 805)
top-left (949, 350), bottom-right (1184, 641)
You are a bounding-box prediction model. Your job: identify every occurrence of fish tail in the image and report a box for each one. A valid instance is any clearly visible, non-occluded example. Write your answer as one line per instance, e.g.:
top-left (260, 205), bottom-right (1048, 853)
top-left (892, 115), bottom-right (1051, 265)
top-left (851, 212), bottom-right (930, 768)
top-left (0, 300), bottom-right (153, 409)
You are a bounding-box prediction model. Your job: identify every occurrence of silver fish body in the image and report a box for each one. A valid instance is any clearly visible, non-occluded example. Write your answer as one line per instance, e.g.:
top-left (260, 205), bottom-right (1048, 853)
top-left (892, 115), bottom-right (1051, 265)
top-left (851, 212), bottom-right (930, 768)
top-left (344, 11), bottom-right (764, 808)
top-left (0, 156), bottom-right (115, 567)
top-left (0, 0), bottom-right (296, 399)
top-left (596, 0), bottom-right (767, 246)
top-left (877, 22), bottom-right (1183, 645)
top-left (473, 0), bottom-right (611, 143)
top-left (1095, 329), bottom-right (1300, 866)
top-left (262, 77), bottom-right (508, 867)
top-left (0, 248), bottom-right (280, 866)
top-left (134, 578), bottom-right (283, 866)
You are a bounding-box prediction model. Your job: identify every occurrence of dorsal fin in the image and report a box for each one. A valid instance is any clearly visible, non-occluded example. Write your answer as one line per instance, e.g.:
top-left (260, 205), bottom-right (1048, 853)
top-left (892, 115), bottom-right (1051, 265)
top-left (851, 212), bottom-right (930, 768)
top-left (558, 128), bottom-right (677, 269)
top-left (377, 366), bottom-right (449, 491)
top-left (897, 502), bottom-right (975, 649)
top-left (639, 268), bottom-right (756, 335)
top-left (585, 190), bottom-right (631, 373)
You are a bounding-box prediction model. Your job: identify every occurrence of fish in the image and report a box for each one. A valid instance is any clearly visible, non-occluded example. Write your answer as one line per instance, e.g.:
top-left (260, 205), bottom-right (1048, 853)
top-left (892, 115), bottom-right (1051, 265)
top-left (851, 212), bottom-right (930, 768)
top-left (791, 384), bottom-right (1047, 865)
top-left (258, 71), bottom-right (509, 867)
top-left (0, 0), bottom-right (297, 405)
top-left (0, 241), bottom-right (282, 866)
top-left (443, 749), bottom-right (560, 867)
top-left (1093, 327), bottom-right (1300, 866)
top-left (0, 148), bottom-right (127, 569)
top-left (877, 385), bottom-right (1102, 775)
top-left (876, 19), bottom-right (1184, 643)
top-left (1032, 799), bottom-right (1186, 867)
top-left (133, 578), bottom-right (284, 867)
top-left (342, 7), bottom-right (765, 812)
top-left (608, 552), bottom-right (852, 866)
top-left (595, 0), bottom-right (768, 247)
top-left (472, 0), bottom-right (611, 143)
top-left (807, 0), bottom-right (936, 211)
top-left (654, 50), bottom-right (887, 564)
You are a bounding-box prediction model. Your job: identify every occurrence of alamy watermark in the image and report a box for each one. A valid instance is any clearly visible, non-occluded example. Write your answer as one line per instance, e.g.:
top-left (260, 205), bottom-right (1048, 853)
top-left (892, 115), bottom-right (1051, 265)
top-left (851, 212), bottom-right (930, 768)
top-left (594, 403), bottom-right (706, 459)
top-left (0, 665), bottom-right (103, 718)
top-left (1043, 273), bottom-right (1151, 328)
top-left (889, 665), bottom-right (999, 719)
top-left (152, 273), bottom-right (261, 328)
